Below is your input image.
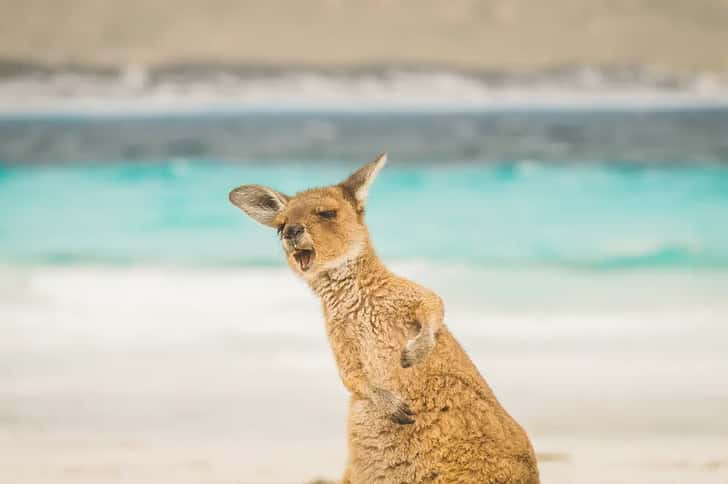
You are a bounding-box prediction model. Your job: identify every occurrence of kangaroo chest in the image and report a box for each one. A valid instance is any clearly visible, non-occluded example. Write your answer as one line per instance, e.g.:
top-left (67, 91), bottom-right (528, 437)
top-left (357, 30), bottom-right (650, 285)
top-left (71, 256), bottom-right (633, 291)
top-left (326, 299), bottom-right (413, 380)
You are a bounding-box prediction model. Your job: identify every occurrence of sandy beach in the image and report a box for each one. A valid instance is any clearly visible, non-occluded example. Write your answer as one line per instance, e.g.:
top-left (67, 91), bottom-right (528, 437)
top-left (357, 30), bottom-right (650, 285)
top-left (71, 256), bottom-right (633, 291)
top-left (3, 2), bottom-right (727, 482)
top-left (2, 265), bottom-right (727, 483)
top-left (3, 1), bottom-right (728, 73)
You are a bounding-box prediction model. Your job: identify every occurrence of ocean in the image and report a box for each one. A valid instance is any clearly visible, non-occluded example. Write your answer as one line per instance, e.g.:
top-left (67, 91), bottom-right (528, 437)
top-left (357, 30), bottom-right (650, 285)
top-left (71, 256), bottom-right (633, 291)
top-left (2, 109), bottom-right (728, 483)
top-left (2, 157), bottom-right (728, 270)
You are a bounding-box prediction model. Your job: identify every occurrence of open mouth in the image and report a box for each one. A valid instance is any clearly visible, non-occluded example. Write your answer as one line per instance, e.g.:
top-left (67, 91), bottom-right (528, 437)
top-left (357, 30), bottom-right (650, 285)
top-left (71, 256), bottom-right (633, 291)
top-left (293, 249), bottom-right (315, 271)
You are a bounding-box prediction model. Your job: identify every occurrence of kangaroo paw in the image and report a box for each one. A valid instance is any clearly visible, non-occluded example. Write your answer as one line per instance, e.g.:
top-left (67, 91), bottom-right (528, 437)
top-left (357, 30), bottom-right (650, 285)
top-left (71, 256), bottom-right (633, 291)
top-left (371, 387), bottom-right (415, 425)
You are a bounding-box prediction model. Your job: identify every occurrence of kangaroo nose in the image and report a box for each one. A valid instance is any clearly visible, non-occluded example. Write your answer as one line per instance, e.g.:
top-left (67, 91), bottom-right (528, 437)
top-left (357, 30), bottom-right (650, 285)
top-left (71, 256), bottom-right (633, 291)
top-left (283, 224), bottom-right (304, 240)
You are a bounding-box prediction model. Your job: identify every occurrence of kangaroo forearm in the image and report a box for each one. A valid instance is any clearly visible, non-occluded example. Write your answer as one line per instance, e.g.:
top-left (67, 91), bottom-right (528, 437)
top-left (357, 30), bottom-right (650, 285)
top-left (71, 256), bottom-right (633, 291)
top-left (328, 323), bottom-right (370, 398)
top-left (332, 340), bottom-right (399, 400)
top-left (401, 293), bottom-right (444, 368)
top-left (415, 294), bottom-right (444, 332)
top-left (338, 360), bottom-right (371, 398)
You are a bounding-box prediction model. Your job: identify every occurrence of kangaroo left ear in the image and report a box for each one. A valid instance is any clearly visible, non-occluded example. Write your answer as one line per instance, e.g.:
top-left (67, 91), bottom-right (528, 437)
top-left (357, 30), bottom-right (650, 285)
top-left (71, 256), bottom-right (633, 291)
top-left (340, 152), bottom-right (387, 210)
top-left (228, 184), bottom-right (289, 227)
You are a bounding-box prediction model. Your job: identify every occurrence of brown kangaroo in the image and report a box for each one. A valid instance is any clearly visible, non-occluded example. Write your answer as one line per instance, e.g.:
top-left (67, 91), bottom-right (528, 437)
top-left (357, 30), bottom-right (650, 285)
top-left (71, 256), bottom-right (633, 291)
top-left (229, 153), bottom-right (539, 483)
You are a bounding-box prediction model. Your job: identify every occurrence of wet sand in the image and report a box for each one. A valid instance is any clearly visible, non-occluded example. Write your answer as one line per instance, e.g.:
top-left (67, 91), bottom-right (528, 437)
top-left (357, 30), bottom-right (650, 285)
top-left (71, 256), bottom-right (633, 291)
top-left (3, 431), bottom-right (727, 483)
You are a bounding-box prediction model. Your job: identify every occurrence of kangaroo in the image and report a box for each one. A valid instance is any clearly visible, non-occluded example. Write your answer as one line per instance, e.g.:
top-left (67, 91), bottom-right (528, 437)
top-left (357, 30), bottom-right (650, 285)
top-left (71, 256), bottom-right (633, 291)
top-left (229, 154), bottom-right (539, 483)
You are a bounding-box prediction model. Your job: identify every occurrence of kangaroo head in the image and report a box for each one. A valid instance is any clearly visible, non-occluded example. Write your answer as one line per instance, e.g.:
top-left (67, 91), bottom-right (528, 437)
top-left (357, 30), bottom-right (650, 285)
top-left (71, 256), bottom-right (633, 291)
top-left (229, 153), bottom-right (386, 277)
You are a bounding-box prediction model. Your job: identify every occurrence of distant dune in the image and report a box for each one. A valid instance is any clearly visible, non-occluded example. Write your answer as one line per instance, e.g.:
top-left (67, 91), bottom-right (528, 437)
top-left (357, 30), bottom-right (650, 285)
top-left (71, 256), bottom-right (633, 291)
top-left (2, 0), bottom-right (728, 73)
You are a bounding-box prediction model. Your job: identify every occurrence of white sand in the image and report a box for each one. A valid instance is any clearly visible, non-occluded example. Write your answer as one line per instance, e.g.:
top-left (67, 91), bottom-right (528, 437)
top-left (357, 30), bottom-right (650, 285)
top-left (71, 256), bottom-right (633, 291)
top-left (1, 265), bottom-right (727, 483)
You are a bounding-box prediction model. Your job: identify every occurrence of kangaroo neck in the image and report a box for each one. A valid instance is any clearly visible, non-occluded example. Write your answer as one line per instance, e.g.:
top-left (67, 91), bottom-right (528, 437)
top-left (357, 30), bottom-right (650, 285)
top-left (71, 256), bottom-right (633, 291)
top-left (308, 243), bottom-right (391, 315)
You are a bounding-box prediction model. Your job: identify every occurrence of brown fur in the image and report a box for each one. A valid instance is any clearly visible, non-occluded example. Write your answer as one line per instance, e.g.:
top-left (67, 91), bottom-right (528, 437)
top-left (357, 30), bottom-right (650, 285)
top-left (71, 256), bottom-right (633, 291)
top-left (229, 154), bottom-right (539, 483)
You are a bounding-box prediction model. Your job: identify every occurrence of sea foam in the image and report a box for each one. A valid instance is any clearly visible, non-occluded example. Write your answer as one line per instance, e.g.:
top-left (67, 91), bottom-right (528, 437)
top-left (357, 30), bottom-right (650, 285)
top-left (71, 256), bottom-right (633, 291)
top-left (2, 67), bottom-right (728, 116)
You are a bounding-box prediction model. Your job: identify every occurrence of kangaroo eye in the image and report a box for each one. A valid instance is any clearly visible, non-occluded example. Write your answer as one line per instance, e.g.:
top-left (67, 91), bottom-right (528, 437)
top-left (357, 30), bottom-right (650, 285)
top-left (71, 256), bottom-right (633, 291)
top-left (318, 210), bottom-right (337, 219)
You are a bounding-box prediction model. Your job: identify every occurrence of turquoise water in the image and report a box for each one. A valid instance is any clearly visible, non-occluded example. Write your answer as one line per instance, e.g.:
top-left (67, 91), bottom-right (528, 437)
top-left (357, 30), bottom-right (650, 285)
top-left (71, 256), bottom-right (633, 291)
top-left (2, 160), bottom-right (727, 269)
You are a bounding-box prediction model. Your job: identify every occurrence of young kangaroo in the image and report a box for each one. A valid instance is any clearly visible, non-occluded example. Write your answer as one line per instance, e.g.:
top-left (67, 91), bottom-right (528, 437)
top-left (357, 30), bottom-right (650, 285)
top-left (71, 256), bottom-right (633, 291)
top-left (229, 154), bottom-right (539, 483)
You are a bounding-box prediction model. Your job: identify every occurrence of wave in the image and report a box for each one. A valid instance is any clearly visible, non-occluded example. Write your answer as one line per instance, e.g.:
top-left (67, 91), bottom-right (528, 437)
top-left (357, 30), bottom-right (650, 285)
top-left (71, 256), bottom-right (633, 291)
top-left (529, 247), bottom-right (724, 271)
top-left (1, 63), bottom-right (728, 115)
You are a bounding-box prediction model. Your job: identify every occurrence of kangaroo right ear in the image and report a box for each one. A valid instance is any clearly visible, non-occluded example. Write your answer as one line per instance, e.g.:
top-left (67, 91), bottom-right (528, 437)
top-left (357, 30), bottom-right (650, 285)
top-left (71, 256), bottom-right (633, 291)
top-left (340, 152), bottom-right (387, 211)
top-left (229, 184), bottom-right (289, 227)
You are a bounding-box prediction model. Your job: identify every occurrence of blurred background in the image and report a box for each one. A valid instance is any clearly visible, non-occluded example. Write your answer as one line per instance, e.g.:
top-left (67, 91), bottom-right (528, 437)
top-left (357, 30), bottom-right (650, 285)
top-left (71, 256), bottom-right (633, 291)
top-left (1, 1), bottom-right (728, 483)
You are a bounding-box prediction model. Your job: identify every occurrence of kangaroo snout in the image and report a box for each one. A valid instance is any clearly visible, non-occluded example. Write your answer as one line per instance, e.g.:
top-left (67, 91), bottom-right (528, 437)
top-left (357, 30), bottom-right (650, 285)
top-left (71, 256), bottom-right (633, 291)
top-left (283, 224), bottom-right (304, 240)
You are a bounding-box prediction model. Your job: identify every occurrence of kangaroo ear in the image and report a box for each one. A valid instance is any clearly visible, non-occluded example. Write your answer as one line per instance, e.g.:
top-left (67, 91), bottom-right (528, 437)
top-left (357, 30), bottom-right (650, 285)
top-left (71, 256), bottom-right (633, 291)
top-left (340, 152), bottom-right (387, 210)
top-left (229, 184), bottom-right (289, 227)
